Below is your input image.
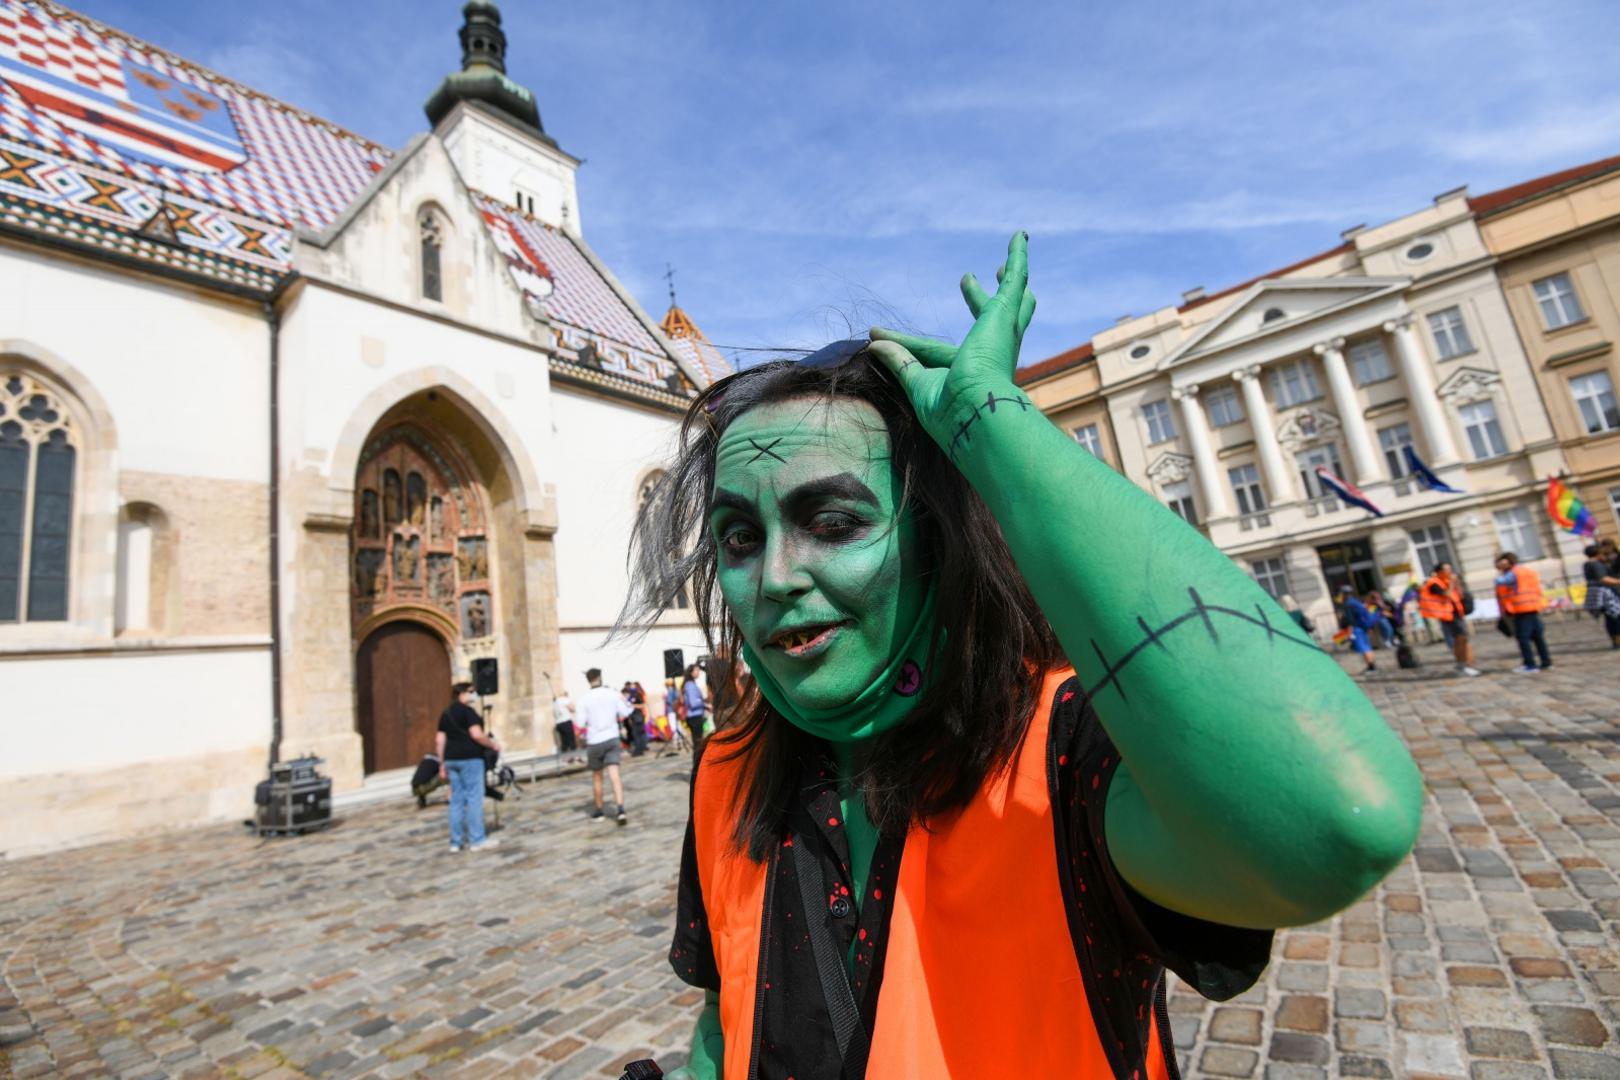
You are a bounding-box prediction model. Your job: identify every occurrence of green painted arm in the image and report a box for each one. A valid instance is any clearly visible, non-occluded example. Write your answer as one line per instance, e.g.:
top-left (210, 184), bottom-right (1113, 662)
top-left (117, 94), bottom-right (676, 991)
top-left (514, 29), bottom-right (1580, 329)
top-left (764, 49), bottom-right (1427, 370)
top-left (868, 233), bottom-right (1422, 929)
top-left (664, 991), bottom-right (723, 1080)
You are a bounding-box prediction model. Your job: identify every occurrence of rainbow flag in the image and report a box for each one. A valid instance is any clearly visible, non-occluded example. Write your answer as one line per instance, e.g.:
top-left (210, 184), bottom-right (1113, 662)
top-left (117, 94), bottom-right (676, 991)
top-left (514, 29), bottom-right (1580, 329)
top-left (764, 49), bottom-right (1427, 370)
top-left (1547, 476), bottom-right (1596, 537)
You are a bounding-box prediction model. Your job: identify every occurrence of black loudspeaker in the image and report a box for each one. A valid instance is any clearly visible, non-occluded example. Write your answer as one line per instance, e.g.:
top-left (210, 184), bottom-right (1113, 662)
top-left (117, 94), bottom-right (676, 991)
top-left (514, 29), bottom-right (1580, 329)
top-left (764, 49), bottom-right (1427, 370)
top-left (663, 648), bottom-right (684, 679)
top-left (472, 657), bottom-right (499, 696)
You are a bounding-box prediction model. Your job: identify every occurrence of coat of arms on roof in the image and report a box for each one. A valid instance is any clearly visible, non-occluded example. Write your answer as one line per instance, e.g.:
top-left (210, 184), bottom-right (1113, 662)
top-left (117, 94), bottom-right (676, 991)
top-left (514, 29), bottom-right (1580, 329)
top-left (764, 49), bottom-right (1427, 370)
top-left (480, 206), bottom-right (554, 307)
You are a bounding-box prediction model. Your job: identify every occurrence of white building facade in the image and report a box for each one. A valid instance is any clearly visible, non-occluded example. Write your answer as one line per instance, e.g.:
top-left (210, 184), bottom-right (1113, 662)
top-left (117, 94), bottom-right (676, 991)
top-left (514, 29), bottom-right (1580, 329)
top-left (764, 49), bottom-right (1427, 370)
top-left (1024, 185), bottom-right (1583, 631)
top-left (0, 1), bottom-right (725, 855)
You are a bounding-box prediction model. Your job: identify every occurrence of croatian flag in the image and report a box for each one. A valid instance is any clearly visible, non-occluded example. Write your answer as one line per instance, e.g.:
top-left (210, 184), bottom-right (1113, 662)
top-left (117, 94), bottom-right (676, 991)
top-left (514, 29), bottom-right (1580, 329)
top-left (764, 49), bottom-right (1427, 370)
top-left (1403, 445), bottom-right (1460, 494)
top-left (0, 9), bottom-right (246, 174)
top-left (1315, 466), bottom-right (1384, 517)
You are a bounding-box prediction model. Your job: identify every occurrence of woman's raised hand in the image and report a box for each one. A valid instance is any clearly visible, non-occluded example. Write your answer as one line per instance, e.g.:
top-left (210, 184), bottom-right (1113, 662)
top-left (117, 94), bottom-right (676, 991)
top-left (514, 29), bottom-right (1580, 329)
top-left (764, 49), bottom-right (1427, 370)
top-left (867, 231), bottom-right (1035, 452)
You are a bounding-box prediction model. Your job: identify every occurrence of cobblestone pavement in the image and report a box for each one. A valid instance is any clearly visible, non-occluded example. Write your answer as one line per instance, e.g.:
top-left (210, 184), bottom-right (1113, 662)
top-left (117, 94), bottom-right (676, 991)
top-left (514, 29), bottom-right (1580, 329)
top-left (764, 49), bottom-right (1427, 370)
top-left (2, 618), bottom-right (1618, 1079)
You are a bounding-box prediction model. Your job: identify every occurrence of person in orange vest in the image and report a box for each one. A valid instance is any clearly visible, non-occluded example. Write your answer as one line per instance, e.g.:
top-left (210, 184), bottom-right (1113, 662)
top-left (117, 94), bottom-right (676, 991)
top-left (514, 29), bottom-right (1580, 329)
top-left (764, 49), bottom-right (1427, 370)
top-left (1495, 551), bottom-right (1552, 673)
top-left (615, 236), bottom-right (1421, 1080)
top-left (1419, 562), bottom-right (1481, 676)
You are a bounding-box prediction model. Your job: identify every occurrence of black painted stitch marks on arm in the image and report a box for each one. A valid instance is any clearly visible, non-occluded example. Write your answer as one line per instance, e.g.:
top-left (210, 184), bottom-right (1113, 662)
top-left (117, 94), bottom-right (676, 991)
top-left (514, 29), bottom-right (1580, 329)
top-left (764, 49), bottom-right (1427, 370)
top-left (747, 437), bottom-right (787, 464)
top-left (946, 390), bottom-right (1034, 459)
top-left (1083, 587), bottom-right (1322, 703)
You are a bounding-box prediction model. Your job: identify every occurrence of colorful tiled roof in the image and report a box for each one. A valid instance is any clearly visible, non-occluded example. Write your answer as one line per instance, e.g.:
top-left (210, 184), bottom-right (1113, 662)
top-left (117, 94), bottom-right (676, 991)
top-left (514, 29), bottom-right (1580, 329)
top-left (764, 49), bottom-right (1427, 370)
top-left (0, 1), bottom-right (722, 391)
top-left (659, 304), bottom-right (733, 385)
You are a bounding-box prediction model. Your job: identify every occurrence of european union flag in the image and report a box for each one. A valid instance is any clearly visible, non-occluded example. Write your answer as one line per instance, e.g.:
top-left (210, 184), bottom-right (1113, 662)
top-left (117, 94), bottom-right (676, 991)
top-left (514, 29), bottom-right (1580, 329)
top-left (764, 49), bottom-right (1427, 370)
top-left (1403, 446), bottom-right (1460, 494)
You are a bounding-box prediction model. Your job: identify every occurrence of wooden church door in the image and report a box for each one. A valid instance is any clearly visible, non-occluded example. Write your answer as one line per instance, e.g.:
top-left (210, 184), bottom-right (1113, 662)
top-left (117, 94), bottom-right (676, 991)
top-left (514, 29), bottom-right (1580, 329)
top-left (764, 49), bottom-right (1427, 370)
top-left (355, 621), bottom-right (451, 774)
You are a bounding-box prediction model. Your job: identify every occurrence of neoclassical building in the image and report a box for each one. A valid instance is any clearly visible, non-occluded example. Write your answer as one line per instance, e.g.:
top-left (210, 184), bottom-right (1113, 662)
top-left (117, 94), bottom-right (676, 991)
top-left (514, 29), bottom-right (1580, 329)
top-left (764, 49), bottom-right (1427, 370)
top-left (1020, 164), bottom-right (1611, 629)
top-left (1475, 156), bottom-right (1620, 539)
top-left (0, 1), bottom-right (726, 854)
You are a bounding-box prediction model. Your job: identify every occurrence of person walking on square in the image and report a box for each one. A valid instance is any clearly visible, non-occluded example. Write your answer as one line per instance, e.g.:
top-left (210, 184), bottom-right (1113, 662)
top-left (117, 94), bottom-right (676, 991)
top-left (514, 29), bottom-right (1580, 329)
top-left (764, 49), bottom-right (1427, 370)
top-left (437, 681), bottom-right (500, 852)
top-left (1495, 552), bottom-right (1552, 673)
top-left (681, 662), bottom-right (710, 760)
top-left (1582, 542), bottom-right (1620, 647)
top-left (580, 668), bottom-right (631, 824)
top-left (552, 691), bottom-right (584, 765)
top-left (1338, 586), bottom-right (1378, 674)
top-left (1420, 562), bottom-right (1480, 676)
top-left (623, 680), bottom-right (650, 756)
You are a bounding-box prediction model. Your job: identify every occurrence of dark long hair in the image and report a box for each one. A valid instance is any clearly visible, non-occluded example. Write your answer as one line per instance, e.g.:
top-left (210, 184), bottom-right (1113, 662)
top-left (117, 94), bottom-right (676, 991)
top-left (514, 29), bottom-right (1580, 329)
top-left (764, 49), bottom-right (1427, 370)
top-left (615, 354), bottom-right (1060, 860)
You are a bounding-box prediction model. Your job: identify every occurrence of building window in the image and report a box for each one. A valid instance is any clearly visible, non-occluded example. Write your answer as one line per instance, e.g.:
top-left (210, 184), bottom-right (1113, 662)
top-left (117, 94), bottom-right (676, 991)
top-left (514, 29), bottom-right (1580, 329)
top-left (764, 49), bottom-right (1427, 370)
top-left (1072, 423), bottom-right (1103, 455)
top-left (1262, 307), bottom-right (1286, 324)
top-left (1162, 480), bottom-right (1197, 525)
top-left (1270, 359), bottom-right (1321, 407)
top-left (419, 211), bottom-right (444, 302)
top-left (1458, 400), bottom-right (1508, 459)
top-left (1569, 371), bottom-right (1620, 434)
top-left (1378, 423), bottom-right (1414, 478)
top-left (1205, 384), bottom-right (1245, 427)
top-left (1142, 399), bottom-right (1176, 444)
top-left (1410, 525), bottom-right (1453, 576)
top-left (1427, 306), bottom-right (1474, 359)
top-left (1349, 340), bottom-right (1394, 385)
top-left (0, 373), bottom-right (77, 622)
top-left (1532, 272), bottom-right (1586, 330)
top-left (1295, 444), bottom-right (1346, 504)
top-left (1250, 556), bottom-right (1289, 600)
top-left (1228, 463), bottom-right (1267, 516)
top-left (1492, 506), bottom-right (1543, 560)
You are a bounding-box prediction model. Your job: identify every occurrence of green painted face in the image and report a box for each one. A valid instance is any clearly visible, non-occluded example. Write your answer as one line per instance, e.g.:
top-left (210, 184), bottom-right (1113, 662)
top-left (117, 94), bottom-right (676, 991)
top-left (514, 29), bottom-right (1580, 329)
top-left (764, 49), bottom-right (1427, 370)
top-left (710, 397), bottom-right (925, 717)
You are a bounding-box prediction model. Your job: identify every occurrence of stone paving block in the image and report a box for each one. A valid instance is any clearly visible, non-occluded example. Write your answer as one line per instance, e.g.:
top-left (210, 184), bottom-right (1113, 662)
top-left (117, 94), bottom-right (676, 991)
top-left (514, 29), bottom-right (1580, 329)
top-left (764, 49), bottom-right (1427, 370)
top-left (1532, 1005), bottom-right (1612, 1047)
top-left (1208, 1006), bottom-right (1264, 1045)
top-left (1200, 1045), bottom-right (1259, 1077)
top-left (1547, 1048), bottom-right (1620, 1079)
top-left (1267, 1032), bottom-right (1329, 1065)
top-left (1403, 1031), bottom-right (1467, 1076)
top-left (1339, 1055), bottom-right (1394, 1078)
top-left (1336, 987), bottom-right (1388, 1019)
top-left (1275, 995), bottom-right (1327, 1033)
top-left (1335, 1019), bottom-right (1391, 1055)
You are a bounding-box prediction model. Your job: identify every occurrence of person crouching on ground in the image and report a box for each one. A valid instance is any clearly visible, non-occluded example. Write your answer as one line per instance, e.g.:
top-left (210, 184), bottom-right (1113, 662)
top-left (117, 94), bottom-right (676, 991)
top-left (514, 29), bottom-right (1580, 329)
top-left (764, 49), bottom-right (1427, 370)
top-left (1495, 551), bottom-right (1551, 673)
top-left (437, 681), bottom-right (500, 852)
top-left (579, 668), bottom-right (631, 825)
top-left (615, 234), bottom-right (1422, 1079)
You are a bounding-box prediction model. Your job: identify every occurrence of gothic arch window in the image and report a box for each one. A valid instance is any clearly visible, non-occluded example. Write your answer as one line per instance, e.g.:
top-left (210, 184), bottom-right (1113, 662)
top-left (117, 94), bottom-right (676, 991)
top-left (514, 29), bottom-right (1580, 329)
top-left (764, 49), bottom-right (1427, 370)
top-left (353, 425), bottom-right (492, 638)
top-left (0, 372), bottom-right (78, 622)
top-left (419, 208), bottom-right (445, 302)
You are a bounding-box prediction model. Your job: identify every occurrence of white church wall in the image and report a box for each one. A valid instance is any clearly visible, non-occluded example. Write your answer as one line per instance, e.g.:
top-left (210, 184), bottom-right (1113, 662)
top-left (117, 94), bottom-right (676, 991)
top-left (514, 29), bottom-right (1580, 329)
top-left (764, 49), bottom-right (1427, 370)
top-left (0, 246), bottom-right (268, 482)
top-left (549, 386), bottom-right (704, 702)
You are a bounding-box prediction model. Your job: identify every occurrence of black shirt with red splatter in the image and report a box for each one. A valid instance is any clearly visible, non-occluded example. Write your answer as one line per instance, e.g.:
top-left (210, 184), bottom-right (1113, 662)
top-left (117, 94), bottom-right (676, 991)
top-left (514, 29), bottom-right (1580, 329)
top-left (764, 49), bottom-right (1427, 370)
top-left (669, 674), bottom-right (1274, 1080)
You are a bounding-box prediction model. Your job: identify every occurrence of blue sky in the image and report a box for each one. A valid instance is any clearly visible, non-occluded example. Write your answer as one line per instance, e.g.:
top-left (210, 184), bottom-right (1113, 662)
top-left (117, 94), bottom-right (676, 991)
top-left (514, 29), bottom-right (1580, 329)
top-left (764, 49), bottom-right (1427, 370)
top-left (82, 0), bottom-right (1620, 367)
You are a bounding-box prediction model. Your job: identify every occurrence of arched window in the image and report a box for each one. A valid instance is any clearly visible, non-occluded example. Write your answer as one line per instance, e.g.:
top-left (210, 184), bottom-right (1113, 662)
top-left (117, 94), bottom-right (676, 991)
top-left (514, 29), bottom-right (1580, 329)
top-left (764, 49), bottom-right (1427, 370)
top-left (0, 372), bottom-right (78, 622)
top-left (419, 210), bottom-right (444, 302)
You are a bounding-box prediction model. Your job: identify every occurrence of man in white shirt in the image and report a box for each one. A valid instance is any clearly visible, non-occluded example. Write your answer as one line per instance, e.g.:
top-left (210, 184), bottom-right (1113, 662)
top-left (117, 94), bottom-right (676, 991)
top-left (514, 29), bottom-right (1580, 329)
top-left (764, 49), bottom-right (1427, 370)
top-left (551, 691), bottom-right (583, 765)
top-left (579, 668), bottom-right (632, 824)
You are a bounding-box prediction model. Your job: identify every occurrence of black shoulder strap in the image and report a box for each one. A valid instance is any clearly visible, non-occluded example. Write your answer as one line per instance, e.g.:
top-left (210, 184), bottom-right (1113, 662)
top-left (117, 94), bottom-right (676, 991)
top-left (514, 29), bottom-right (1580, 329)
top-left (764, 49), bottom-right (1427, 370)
top-left (791, 832), bottom-right (870, 1077)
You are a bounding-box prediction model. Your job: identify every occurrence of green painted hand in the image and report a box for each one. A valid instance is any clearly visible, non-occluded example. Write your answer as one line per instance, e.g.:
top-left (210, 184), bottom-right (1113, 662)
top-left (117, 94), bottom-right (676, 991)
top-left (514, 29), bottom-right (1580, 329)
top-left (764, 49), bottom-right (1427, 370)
top-left (868, 231), bottom-right (1036, 454)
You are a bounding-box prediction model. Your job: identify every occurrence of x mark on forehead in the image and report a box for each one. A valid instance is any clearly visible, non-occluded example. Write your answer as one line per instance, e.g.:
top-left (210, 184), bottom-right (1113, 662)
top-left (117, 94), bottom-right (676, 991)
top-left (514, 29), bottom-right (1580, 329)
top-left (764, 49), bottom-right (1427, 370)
top-left (710, 472), bottom-right (882, 517)
top-left (746, 437), bottom-right (786, 464)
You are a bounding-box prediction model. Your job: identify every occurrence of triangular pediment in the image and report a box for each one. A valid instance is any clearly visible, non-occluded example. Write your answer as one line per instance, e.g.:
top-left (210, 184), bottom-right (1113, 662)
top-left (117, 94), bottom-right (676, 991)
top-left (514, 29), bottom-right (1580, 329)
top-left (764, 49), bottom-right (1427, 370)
top-left (1159, 278), bottom-right (1408, 370)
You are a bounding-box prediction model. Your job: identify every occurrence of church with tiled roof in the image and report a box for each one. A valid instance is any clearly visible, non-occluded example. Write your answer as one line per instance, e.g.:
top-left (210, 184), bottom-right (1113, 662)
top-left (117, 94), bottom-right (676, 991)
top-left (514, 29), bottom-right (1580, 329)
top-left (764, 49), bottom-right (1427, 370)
top-left (0, 1), bottom-right (723, 853)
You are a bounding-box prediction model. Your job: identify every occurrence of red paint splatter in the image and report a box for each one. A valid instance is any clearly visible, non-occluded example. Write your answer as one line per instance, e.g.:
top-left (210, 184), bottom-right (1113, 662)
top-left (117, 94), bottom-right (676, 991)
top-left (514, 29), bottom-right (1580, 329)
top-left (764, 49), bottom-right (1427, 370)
top-left (1061, 690), bottom-right (1075, 702)
top-left (858, 928), bottom-right (867, 941)
top-left (1058, 754), bottom-right (1068, 766)
top-left (828, 817), bottom-right (839, 827)
top-left (873, 889), bottom-right (883, 900)
top-left (783, 836), bottom-right (793, 847)
top-left (1091, 775), bottom-right (1100, 790)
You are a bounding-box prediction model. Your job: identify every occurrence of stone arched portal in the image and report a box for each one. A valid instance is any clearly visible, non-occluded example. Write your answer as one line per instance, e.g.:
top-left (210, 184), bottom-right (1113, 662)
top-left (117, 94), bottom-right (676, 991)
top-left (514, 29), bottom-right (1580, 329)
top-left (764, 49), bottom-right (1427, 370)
top-left (350, 420), bottom-right (489, 773)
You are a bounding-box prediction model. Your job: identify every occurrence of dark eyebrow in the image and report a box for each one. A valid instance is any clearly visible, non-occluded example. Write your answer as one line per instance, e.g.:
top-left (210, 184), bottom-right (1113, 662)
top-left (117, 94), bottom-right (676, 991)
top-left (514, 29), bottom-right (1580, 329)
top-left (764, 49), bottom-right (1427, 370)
top-left (783, 473), bottom-right (880, 511)
top-left (710, 487), bottom-right (754, 516)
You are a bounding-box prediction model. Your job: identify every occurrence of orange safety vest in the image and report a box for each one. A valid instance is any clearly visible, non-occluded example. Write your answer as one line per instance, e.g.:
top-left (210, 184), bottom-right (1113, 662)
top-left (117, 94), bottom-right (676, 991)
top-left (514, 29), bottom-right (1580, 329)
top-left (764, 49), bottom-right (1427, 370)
top-left (691, 666), bottom-right (1174, 1080)
top-left (1496, 564), bottom-right (1544, 614)
top-left (1418, 574), bottom-right (1461, 621)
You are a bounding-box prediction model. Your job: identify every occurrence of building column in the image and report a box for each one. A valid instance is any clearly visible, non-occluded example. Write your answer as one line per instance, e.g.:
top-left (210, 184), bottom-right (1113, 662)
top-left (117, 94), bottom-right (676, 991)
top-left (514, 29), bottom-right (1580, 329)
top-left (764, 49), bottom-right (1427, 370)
top-left (1171, 384), bottom-right (1231, 518)
top-left (1384, 315), bottom-right (1460, 466)
top-left (1233, 366), bottom-right (1295, 503)
top-left (1313, 336), bottom-right (1384, 484)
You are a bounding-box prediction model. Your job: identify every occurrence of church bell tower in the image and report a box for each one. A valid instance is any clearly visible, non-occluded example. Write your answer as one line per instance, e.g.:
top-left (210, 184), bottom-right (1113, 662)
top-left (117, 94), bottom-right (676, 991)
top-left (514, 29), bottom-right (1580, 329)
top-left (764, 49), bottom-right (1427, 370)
top-left (425, 1), bottom-right (584, 236)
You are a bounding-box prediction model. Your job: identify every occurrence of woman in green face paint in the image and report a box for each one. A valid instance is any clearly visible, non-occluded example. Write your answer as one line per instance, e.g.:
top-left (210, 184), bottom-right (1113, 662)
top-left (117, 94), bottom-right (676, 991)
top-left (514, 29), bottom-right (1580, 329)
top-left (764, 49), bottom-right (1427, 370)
top-left (619, 234), bottom-right (1423, 1080)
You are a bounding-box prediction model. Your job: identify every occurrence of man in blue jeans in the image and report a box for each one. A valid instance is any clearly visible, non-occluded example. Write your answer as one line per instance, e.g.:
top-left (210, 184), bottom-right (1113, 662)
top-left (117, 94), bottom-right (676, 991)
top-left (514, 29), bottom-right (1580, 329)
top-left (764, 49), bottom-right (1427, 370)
top-left (437, 681), bottom-right (502, 852)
